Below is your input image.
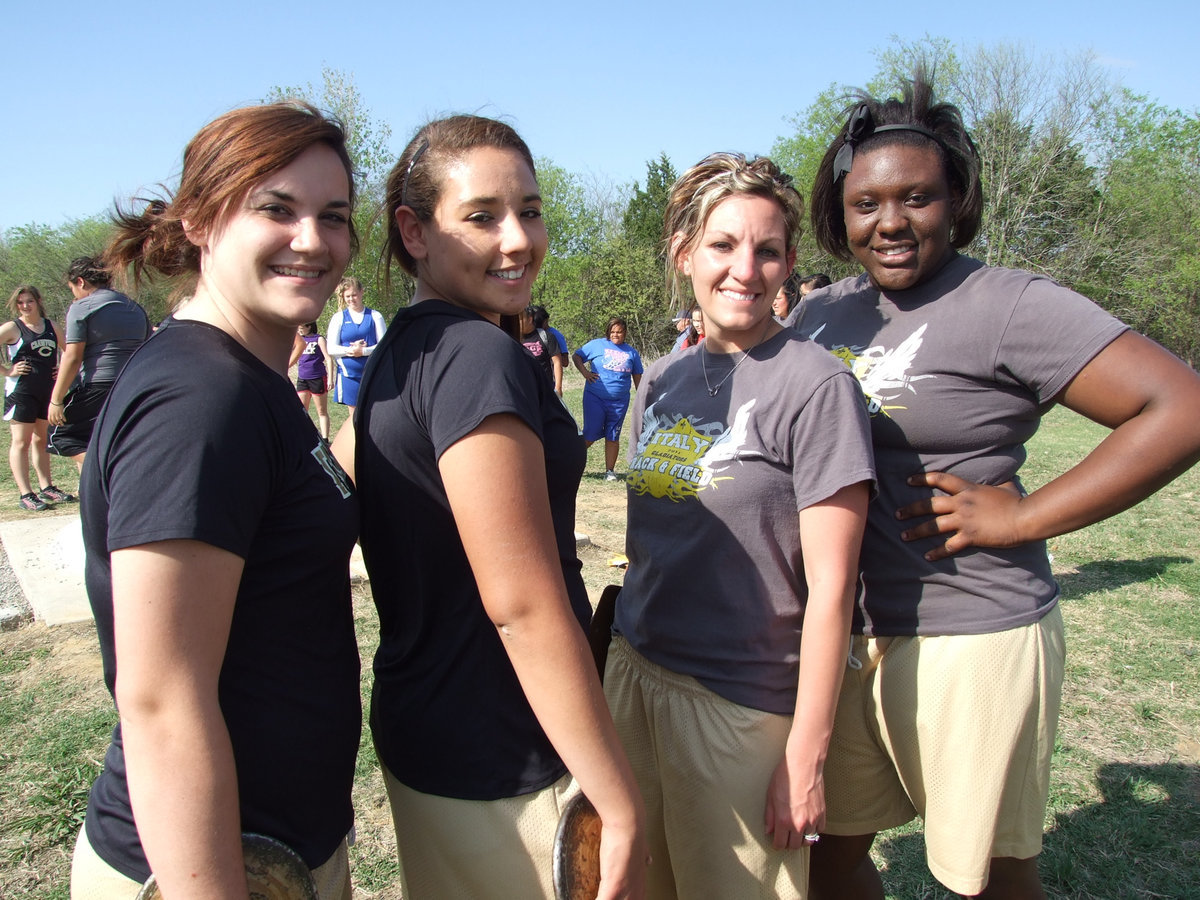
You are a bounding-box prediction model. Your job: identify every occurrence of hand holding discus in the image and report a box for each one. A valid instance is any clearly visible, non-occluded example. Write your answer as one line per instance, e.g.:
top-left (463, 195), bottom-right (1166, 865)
top-left (136, 833), bottom-right (318, 900)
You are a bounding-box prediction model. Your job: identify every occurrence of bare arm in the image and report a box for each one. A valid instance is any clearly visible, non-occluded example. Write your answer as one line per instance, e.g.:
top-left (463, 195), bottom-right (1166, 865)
top-left (764, 483), bottom-right (869, 848)
top-left (48, 341), bottom-right (85, 425)
top-left (898, 331), bottom-right (1200, 559)
top-left (440, 414), bottom-right (646, 899)
top-left (52, 321), bottom-right (66, 368)
top-left (573, 352), bottom-right (598, 384)
top-left (317, 336), bottom-right (333, 387)
top-left (331, 418), bottom-right (355, 485)
top-left (112, 540), bottom-right (250, 899)
top-left (0, 322), bottom-right (19, 373)
top-left (286, 334), bottom-right (305, 370)
top-left (551, 353), bottom-right (564, 397)
top-left (632, 372), bottom-right (642, 391)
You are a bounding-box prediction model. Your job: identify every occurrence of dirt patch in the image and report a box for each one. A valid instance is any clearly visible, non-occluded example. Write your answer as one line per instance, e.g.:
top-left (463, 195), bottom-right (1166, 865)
top-left (575, 478), bottom-right (630, 602)
top-left (4, 620), bottom-right (102, 684)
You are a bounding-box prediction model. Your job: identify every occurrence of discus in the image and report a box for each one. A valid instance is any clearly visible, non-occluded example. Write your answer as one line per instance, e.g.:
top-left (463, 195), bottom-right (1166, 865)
top-left (136, 832), bottom-right (318, 900)
top-left (553, 792), bottom-right (603, 900)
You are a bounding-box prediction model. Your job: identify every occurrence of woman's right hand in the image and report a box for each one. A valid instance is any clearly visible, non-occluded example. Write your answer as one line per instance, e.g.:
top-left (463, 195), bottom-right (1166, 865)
top-left (597, 817), bottom-right (649, 900)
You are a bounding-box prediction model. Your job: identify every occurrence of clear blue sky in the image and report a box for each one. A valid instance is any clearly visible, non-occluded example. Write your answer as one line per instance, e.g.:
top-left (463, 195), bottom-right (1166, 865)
top-left (4, 0), bottom-right (1197, 232)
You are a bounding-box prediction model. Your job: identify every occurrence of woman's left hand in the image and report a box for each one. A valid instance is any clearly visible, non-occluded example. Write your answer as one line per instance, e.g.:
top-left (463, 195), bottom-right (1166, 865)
top-left (764, 752), bottom-right (824, 850)
top-left (48, 402), bottom-right (66, 426)
top-left (596, 818), bottom-right (649, 900)
top-left (896, 473), bottom-right (1024, 561)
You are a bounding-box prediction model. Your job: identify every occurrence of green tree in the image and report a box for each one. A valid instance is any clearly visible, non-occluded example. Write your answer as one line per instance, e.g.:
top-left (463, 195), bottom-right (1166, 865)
top-left (770, 82), bottom-right (860, 280)
top-left (533, 159), bottom-right (619, 353)
top-left (570, 235), bottom-right (675, 358)
top-left (621, 153), bottom-right (677, 251)
top-left (1094, 91), bottom-right (1200, 362)
top-left (0, 217), bottom-right (178, 323)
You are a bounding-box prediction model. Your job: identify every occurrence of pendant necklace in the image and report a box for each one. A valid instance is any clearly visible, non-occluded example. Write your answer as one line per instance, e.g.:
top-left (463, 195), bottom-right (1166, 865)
top-left (701, 317), bottom-right (775, 397)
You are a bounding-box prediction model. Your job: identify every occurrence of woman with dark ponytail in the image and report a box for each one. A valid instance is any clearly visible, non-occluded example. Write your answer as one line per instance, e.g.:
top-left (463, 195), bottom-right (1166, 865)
top-left (47, 256), bottom-right (148, 467)
top-left (71, 101), bottom-right (361, 900)
top-left (340, 114), bottom-right (647, 899)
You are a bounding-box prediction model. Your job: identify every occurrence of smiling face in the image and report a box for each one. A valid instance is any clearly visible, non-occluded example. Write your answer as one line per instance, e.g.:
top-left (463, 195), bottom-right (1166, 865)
top-left (15, 291), bottom-right (42, 320)
top-left (608, 322), bottom-right (626, 344)
top-left (342, 284), bottom-right (364, 312)
top-left (403, 146), bottom-right (546, 323)
top-left (676, 193), bottom-right (795, 350)
top-left (842, 141), bottom-right (956, 292)
top-left (190, 143), bottom-right (352, 340)
top-left (771, 286), bottom-right (790, 317)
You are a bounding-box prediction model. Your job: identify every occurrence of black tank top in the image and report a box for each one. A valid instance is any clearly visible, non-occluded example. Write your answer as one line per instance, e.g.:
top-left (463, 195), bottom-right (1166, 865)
top-left (7, 318), bottom-right (58, 393)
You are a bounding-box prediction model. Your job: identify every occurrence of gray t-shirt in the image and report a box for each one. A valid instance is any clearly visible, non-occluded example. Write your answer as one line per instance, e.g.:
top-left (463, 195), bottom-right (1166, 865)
top-left (794, 254), bottom-right (1128, 637)
top-left (616, 330), bottom-right (875, 715)
top-left (65, 288), bottom-right (149, 385)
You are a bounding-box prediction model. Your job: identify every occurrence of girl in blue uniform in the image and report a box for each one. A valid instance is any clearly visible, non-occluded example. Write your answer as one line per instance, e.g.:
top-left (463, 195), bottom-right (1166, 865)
top-left (326, 275), bottom-right (384, 411)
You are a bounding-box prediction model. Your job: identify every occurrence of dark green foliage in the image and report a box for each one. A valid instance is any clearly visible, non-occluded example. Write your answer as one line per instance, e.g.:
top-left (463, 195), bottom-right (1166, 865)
top-left (621, 153), bottom-right (677, 253)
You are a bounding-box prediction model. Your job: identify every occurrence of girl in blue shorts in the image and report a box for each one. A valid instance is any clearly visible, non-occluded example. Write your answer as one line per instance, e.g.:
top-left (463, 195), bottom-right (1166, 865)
top-left (573, 317), bottom-right (643, 481)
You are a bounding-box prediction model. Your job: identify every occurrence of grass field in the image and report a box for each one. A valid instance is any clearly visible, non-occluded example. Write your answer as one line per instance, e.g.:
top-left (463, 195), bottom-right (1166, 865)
top-left (1, 381), bottom-right (1197, 898)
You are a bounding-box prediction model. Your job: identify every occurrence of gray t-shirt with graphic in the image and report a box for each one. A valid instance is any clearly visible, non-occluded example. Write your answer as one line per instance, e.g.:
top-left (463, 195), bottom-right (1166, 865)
top-left (616, 330), bottom-right (875, 715)
top-left (794, 254), bottom-right (1128, 637)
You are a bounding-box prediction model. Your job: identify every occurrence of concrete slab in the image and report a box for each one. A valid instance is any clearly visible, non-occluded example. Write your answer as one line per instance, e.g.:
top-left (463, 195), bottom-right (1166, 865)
top-left (0, 513), bottom-right (90, 626)
top-left (0, 515), bottom-right (372, 625)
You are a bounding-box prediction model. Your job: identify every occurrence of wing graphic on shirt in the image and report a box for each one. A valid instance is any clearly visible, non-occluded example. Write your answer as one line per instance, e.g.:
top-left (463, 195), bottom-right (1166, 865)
top-left (696, 399), bottom-right (756, 469)
top-left (804, 322), bottom-right (934, 418)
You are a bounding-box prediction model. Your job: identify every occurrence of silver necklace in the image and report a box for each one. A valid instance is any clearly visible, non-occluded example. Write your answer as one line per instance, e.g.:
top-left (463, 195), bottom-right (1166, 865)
top-left (701, 318), bottom-right (775, 397)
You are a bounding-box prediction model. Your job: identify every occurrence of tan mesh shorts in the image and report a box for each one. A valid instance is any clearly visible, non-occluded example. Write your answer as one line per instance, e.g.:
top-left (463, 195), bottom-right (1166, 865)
top-left (381, 764), bottom-right (576, 899)
top-left (823, 604), bottom-right (1065, 895)
top-left (69, 825), bottom-right (351, 900)
top-left (604, 637), bottom-right (809, 899)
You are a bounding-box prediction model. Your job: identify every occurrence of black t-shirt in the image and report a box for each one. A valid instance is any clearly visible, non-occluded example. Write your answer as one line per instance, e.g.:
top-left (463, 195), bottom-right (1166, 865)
top-left (356, 300), bottom-right (588, 800)
top-left (520, 327), bottom-right (556, 384)
top-left (79, 318), bottom-right (361, 882)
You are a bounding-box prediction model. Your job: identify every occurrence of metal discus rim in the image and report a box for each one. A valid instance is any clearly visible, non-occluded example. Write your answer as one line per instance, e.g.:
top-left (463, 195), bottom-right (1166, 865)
top-left (136, 832), bottom-right (318, 900)
top-left (552, 792), bottom-right (602, 900)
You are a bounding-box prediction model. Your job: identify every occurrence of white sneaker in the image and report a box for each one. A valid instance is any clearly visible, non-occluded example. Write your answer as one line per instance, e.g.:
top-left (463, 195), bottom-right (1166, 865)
top-left (605, 470), bottom-right (619, 482)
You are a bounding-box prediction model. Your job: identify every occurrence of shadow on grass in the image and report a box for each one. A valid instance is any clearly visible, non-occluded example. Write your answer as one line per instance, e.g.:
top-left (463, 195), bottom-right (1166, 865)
top-left (1056, 555), bottom-right (1193, 598)
top-left (1042, 762), bottom-right (1200, 899)
top-left (871, 761), bottom-right (1200, 899)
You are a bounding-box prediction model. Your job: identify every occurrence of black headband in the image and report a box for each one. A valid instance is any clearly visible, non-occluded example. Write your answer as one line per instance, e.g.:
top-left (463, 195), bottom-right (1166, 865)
top-left (832, 104), bottom-right (949, 183)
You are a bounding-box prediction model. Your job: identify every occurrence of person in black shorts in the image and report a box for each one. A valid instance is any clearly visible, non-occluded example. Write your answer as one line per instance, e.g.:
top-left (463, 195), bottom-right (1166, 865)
top-left (2, 285), bottom-right (73, 510)
top-left (288, 322), bottom-right (331, 440)
top-left (47, 257), bottom-right (149, 468)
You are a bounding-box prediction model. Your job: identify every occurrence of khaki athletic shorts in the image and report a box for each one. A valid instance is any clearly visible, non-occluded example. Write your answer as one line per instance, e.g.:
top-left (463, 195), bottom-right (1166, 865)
top-left (604, 637), bottom-right (808, 899)
top-left (381, 764), bottom-right (576, 899)
top-left (69, 825), bottom-right (351, 900)
top-left (823, 604), bottom-right (1065, 896)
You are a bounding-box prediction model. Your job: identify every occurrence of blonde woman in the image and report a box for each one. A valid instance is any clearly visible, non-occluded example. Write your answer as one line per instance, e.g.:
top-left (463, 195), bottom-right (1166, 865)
top-left (326, 275), bottom-right (384, 412)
